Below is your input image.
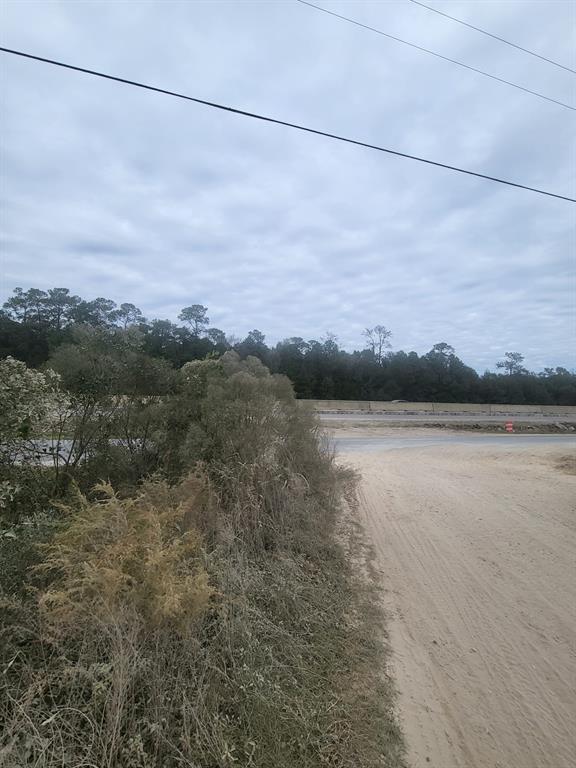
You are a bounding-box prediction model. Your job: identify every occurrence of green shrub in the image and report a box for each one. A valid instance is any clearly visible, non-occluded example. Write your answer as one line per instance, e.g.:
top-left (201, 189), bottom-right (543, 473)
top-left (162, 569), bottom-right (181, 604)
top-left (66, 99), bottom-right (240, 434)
top-left (0, 352), bottom-right (405, 768)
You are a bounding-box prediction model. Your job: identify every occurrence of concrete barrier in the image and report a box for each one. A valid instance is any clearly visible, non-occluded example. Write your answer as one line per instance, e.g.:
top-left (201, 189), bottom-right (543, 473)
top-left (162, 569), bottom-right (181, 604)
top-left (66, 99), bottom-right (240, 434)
top-left (309, 400), bottom-right (369, 411)
top-left (541, 405), bottom-right (576, 416)
top-left (369, 401), bottom-right (430, 413)
top-left (305, 400), bottom-right (576, 416)
top-left (489, 404), bottom-right (541, 415)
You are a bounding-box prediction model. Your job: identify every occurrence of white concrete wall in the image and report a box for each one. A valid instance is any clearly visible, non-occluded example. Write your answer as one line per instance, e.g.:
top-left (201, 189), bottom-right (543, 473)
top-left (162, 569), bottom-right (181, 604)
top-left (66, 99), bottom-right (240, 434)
top-left (305, 400), bottom-right (576, 416)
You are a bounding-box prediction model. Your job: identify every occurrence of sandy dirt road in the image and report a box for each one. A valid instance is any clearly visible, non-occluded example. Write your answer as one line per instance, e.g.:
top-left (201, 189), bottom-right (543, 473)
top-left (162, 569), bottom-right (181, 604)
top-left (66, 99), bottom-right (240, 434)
top-left (340, 435), bottom-right (576, 768)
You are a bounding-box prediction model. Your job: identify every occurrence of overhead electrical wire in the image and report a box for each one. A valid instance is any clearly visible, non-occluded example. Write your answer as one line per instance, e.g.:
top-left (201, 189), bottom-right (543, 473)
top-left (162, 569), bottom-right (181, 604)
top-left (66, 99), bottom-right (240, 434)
top-left (407, 0), bottom-right (576, 75)
top-left (0, 46), bottom-right (573, 203)
top-left (294, 0), bottom-right (576, 111)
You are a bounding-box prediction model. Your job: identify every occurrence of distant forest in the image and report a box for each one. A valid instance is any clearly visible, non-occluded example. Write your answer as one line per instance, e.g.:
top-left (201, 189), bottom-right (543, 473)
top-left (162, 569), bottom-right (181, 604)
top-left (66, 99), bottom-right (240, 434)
top-left (1, 287), bottom-right (574, 405)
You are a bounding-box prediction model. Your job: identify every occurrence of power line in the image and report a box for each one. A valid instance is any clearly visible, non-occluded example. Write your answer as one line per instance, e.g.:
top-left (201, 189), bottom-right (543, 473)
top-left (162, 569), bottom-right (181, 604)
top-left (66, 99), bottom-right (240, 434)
top-left (0, 46), bottom-right (573, 203)
top-left (295, 0), bottom-right (576, 111)
top-left (407, 0), bottom-right (576, 75)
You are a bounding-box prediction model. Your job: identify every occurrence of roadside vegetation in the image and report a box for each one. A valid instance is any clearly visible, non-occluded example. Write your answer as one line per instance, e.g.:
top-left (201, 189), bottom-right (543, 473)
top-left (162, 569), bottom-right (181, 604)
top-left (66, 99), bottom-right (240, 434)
top-left (0, 340), bottom-right (406, 768)
top-left (2, 286), bottom-right (575, 404)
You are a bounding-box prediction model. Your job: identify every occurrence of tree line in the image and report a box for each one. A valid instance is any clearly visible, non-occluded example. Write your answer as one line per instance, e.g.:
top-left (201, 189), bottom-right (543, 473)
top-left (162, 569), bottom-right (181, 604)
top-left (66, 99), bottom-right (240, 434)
top-left (1, 286), bottom-right (574, 405)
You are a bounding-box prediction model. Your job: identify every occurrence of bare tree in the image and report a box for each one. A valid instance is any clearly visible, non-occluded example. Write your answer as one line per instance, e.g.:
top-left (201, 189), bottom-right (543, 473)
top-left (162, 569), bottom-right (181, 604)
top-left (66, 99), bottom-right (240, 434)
top-left (322, 332), bottom-right (339, 356)
top-left (363, 325), bottom-right (392, 364)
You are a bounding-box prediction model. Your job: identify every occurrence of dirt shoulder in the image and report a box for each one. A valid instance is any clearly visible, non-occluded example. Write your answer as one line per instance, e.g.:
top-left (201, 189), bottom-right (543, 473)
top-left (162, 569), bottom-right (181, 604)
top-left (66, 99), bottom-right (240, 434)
top-left (342, 440), bottom-right (576, 768)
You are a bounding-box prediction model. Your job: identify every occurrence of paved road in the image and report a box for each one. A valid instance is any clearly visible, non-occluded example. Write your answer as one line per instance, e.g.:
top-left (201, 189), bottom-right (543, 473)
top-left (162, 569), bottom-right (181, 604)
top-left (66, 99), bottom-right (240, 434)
top-left (321, 412), bottom-right (576, 424)
top-left (334, 433), bottom-right (576, 453)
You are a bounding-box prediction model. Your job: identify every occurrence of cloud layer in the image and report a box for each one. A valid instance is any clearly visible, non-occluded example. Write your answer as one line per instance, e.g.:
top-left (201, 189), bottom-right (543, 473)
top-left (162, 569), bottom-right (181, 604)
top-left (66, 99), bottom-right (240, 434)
top-left (1, 0), bottom-right (574, 371)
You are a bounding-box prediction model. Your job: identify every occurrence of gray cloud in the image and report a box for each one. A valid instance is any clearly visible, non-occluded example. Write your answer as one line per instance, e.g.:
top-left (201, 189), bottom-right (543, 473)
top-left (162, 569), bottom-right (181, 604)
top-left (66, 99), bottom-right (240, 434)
top-left (1, 0), bottom-right (574, 372)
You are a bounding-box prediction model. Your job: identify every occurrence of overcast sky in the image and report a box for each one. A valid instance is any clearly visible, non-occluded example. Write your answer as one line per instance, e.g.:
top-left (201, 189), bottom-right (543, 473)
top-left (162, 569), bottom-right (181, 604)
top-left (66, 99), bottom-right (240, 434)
top-left (1, 0), bottom-right (575, 371)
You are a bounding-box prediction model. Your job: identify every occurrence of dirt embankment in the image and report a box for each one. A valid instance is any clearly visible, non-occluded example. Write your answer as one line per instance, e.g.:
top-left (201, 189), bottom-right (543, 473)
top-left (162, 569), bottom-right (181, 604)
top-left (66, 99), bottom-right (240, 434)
top-left (343, 441), bottom-right (576, 768)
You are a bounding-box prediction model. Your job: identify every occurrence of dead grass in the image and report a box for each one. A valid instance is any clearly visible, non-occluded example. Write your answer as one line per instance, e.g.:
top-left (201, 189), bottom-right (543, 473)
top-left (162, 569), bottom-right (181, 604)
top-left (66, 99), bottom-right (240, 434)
top-left (36, 479), bottom-right (213, 636)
